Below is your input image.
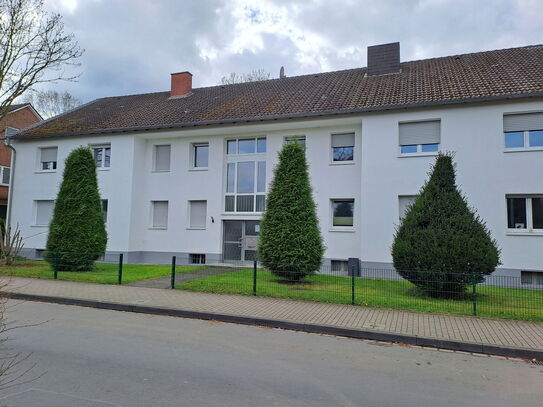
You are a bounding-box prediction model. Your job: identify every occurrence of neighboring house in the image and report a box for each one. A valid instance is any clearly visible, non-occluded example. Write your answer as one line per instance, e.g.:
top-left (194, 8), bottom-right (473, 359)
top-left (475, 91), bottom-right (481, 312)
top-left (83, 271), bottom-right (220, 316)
top-left (8, 43), bottom-right (543, 285)
top-left (0, 103), bottom-right (42, 218)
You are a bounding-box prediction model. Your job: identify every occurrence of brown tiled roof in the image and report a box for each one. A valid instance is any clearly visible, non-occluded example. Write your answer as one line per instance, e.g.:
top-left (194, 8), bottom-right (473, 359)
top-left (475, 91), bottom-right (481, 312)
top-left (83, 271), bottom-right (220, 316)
top-left (15, 45), bottom-right (543, 139)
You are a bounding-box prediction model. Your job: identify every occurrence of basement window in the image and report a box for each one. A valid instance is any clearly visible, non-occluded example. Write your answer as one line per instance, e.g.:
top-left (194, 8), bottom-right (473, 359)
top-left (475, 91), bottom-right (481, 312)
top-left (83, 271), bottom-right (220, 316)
top-left (190, 253), bottom-right (206, 264)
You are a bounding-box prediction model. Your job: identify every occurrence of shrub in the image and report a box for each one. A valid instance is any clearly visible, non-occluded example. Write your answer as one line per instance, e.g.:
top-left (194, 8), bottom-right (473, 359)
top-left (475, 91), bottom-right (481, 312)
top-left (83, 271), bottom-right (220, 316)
top-left (258, 142), bottom-right (324, 281)
top-left (45, 147), bottom-right (107, 271)
top-left (391, 153), bottom-right (500, 296)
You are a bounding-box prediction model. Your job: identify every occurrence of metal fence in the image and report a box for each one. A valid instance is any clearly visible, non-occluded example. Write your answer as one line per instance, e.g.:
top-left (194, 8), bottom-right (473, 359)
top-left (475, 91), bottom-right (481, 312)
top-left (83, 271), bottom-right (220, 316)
top-left (6, 253), bottom-right (542, 321)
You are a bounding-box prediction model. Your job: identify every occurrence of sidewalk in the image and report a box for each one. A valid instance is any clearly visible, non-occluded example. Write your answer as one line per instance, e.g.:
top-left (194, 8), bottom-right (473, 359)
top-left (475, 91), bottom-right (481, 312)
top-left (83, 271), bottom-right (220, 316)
top-left (2, 277), bottom-right (542, 359)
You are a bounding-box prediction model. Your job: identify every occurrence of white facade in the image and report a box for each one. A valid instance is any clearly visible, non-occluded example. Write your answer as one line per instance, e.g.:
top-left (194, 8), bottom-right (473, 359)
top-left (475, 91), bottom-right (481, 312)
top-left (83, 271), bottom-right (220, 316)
top-left (9, 98), bottom-right (543, 277)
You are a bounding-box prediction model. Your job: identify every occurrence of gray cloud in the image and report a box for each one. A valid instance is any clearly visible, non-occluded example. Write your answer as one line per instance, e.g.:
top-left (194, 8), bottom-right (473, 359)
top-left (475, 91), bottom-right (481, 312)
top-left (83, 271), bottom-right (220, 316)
top-left (42, 0), bottom-right (543, 103)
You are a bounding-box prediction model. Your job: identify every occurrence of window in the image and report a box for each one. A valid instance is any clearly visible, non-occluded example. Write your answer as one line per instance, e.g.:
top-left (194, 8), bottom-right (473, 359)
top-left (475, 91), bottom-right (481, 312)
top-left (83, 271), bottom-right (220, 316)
top-left (503, 112), bottom-right (543, 150)
top-left (192, 143), bottom-right (209, 168)
top-left (190, 253), bottom-right (206, 264)
top-left (35, 200), bottom-right (54, 226)
top-left (226, 137), bottom-right (266, 154)
top-left (331, 133), bottom-right (355, 162)
top-left (224, 161), bottom-right (266, 212)
top-left (189, 200), bottom-right (207, 229)
top-left (521, 271), bottom-right (543, 286)
top-left (507, 196), bottom-right (543, 231)
top-left (39, 147), bottom-right (57, 170)
top-left (154, 145), bottom-right (171, 171)
top-left (331, 260), bottom-right (349, 273)
top-left (399, 195), bottom-right (417, 221)
top-left (101, 199), bottom-right (108, 223)
top-left (399, 120), bottom-right (440, 155)
top-left (0, 166), bottom-right (10, 186)
top-left (331, 199), bottom-right (354, 227)
top-left (93, 144), bottom-right (111, 168)
top-left (284, 136), bottom-right (306, 148)
top-left (151, 201), bottom-right (168, 228)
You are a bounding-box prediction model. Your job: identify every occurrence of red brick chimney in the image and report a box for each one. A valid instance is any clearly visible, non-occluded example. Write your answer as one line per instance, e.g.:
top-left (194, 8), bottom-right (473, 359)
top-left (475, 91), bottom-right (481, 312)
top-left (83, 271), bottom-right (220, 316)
top-left (170, 71), bottom-right (192, 97)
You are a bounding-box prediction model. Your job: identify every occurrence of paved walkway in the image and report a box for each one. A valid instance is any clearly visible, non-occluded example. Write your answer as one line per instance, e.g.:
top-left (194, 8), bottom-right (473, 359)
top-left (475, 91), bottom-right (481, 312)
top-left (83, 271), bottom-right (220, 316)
top-left (2, 277), bottom-right (542, 357)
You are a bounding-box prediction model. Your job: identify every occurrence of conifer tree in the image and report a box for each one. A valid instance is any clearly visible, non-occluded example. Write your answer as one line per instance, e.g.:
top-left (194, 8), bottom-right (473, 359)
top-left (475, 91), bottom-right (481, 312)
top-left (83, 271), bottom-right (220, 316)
top-left (46, 147), bottom-right (107, 271)
top-left (392, 153), bottom-right (500, 296)
top-left (258, 142), bottom-right (324, 281)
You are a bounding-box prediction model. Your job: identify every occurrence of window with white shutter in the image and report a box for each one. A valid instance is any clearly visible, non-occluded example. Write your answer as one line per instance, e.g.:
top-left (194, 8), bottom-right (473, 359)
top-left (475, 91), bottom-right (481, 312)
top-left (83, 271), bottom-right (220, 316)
top-left (503, 112), bottom-right (543, 150)
top-left (35, 200), bottom-right (54, 226)
top-left (154, 145), bottom-right (171, 171)
top-left (151, 201), bottom-right (168, 228)
top-left (189, 200), bottom-right (207, 229)
top-left (399, 120), bottom-right (440, 154)
top-left (39, 147), bottom-right (58, 170)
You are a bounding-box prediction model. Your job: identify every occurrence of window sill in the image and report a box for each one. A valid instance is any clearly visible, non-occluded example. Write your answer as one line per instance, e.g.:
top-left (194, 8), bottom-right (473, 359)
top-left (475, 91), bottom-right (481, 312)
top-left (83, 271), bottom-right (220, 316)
top-left (506, 230), bottom-right (543, 236)
top-left (397, 152), bottom-right (439, 158)
top-left (34, 170), bottom-right (56, 174)
top-left (189, 167), bottom-right (208, 172)
top-left (152, 169), bottom-right (171, 173)
top-left (329, 161), bottom-right (355, 166)
top-left (329, 228), bottom-right (356, 233)
top-left (97, 167), bottom-right (110, 171)
top-left (504, 147), bottom-right (543, 153)
top-left (187, 227), bottom-right (206, 230)
top-left (31, 224), bottom-right (48, 228)
top-left (148, 226), bottom-right (168, 230)
top-left (221, 212), bottom-right (263, 217)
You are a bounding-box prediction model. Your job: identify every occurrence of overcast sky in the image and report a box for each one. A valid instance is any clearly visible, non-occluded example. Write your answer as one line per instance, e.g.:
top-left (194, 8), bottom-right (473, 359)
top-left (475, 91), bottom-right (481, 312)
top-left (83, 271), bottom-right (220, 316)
top-left (43, 0), bottom-right (543, 103)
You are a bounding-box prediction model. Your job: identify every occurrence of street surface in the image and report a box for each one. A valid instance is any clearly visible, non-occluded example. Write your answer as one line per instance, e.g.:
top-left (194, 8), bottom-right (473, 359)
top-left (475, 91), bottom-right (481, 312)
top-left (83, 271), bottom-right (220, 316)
top-left (0, 301), bottom-right (541, 406)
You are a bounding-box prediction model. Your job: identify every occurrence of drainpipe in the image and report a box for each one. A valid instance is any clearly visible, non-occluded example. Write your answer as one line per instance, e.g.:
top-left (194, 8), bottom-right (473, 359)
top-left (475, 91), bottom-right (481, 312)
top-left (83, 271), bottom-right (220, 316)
top-left (4, 128), bottom-right (17, 237)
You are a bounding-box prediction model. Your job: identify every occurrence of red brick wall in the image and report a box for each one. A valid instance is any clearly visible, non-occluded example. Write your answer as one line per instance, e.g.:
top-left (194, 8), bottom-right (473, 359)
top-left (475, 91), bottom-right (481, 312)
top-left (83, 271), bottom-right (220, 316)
top-left (0, 106), bottom-right (42, 166)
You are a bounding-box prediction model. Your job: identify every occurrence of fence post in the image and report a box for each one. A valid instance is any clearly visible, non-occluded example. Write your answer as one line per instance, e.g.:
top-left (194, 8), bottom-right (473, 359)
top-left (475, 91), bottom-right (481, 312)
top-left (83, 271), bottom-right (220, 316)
top-left (118, 253), bottom-right (123, 285)
top-left (171, 256), bottom-right (176, 289)
top-left (253, 259), bottom-right (257, 296)
top-left (472, 274), bottom-right (477, 316)
top-left (351, 265), bottom-right (355, 305)
top-left (53, 252), bottom-right (58, 280)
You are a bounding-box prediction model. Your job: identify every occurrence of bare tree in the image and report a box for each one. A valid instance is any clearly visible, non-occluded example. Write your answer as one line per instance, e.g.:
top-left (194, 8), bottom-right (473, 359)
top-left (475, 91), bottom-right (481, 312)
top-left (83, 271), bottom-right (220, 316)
top-left (24, 89), bottom-right (81, 118)
top-left (0, 0), bottom-right (83, 121)
top-left (220, 69), bottom-right (271, 85)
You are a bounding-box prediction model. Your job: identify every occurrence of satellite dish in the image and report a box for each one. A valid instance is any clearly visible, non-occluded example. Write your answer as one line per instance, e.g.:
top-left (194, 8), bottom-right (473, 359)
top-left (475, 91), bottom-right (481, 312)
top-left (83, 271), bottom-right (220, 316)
top-left (280, 66), bottom-right (286, 79)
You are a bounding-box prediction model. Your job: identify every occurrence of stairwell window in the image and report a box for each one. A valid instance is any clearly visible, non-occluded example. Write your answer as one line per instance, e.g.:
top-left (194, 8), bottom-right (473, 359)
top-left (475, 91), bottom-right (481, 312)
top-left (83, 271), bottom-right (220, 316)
top-left (93, 144), bottom-right (111, 168)
top-left (503, 112), bottom-right (543, 150)
top-left (399, 120), bottom-right (440, 155)
top-left (39, 147), bottom-right (57, 171)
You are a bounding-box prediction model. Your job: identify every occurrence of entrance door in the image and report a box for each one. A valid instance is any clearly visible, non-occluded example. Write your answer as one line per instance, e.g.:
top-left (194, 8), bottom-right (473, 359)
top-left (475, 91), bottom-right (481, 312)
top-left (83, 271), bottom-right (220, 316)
top-left (223, 220), bottom-right (260, 262)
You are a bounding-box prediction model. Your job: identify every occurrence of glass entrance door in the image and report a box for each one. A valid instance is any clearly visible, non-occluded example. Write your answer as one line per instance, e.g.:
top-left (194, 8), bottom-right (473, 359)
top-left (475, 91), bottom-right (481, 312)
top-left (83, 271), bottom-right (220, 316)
top-left (223, 220), bottom-right (260, 262)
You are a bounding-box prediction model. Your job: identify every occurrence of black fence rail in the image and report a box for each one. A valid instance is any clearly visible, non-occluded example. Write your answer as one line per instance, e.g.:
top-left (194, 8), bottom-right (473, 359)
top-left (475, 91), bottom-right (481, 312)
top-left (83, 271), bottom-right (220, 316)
top-left (4, 253), bottom-right (542, 321)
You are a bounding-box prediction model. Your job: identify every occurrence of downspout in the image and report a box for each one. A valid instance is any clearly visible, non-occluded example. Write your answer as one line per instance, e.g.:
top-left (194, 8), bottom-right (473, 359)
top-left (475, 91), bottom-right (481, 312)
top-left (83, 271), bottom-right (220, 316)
top-left (4, 128), bottom-right (17, 236)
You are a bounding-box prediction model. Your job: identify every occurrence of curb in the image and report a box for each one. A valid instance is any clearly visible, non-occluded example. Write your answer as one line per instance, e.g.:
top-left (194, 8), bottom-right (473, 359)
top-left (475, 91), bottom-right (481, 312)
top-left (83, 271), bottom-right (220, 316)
top-left (3, 291), bottom-right (542, 361)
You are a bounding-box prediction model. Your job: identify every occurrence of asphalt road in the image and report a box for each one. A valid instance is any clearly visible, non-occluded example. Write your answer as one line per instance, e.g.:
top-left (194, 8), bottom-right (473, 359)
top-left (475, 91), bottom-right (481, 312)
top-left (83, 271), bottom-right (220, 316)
top-left (0, 301), bottom-right (541, 407)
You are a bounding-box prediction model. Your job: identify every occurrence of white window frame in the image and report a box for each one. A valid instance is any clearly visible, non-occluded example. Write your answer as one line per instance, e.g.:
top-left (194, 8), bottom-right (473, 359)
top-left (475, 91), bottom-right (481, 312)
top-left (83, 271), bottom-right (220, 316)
top-left (398, 143), bottom-right (440, 156)
top-left (188, 200), bottom-right (207, 230)
top-left (37, 146), bottom-right (58, 172)
top-left (330, 198), bottom-right (355, 232)
top-left (506, 195), bottom-right (543, 235)
top-left (330, 132), bottom-right (355, 165)
top-left (398, 195), bottom-right (418, 221)
top-left (153, 144), bottom-right (171, 172)
top-left (224, 161), bottom-right (266, 213)
top-left (0, 166), bottom-right (10, 186)
top-left (284, 135), bottom-right (306, 149)
top-left (503, 130), bottom-right (543, 152)
top-left (34, 199), bottom-right (55, 227)
top-left (92, 144), bottom-right (111, 169)
top-left (150, 200), bottom-right (169, 229)
top-left (226, 137), bottom-right (267, 156)
top-left (191, 142), bottom-right (209, 170)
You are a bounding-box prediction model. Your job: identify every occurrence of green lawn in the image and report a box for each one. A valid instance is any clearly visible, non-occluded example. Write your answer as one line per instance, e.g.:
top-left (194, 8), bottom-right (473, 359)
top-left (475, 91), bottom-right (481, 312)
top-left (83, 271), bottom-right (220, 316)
top-left (178, 270), bottom-right (543, 321)
top-left (0, 259), bottom-right (203, 285)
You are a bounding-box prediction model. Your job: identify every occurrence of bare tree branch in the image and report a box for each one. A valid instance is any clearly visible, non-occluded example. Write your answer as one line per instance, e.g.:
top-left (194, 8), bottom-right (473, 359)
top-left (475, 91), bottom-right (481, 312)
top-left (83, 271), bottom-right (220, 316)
top-left (0, 0), bottom-right (83, 120)
top-left (23, 89), bottom-right (81, 118)
top-left (220, 69), bottom-right (271, 85)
